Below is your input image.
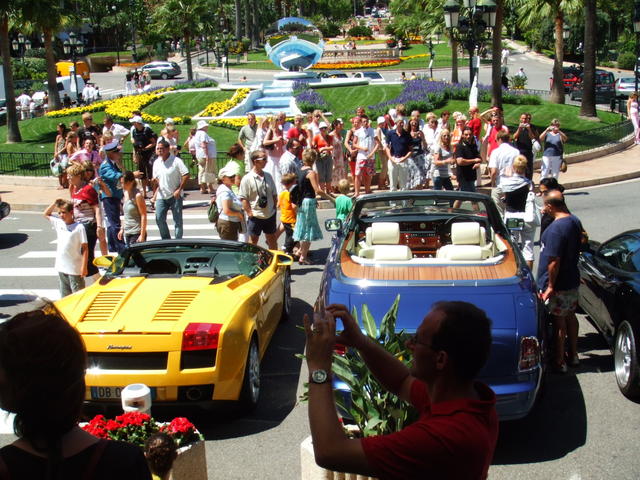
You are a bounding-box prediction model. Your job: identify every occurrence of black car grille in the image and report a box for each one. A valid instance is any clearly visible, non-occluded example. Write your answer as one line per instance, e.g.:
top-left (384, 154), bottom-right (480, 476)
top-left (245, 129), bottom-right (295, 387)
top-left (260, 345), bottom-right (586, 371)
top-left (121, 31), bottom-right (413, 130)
top-left (87, 352), bottom-right (168, 370)
top-left (180, 349), bottom-right (217, 369)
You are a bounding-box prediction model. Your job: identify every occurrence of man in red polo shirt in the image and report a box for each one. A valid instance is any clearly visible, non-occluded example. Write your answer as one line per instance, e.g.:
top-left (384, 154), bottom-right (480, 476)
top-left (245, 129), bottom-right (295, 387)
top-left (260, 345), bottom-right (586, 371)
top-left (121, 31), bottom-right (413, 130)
top-left (304, 301), bottom-right (498, 479)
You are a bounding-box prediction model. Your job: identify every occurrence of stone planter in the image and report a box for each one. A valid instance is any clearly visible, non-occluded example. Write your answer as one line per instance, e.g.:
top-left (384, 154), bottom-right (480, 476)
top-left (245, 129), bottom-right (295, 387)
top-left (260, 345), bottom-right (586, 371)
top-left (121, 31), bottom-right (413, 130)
top-left (170, 439), bottom-right (207, 480)
top-left (300, 436), bottom-right (377, 480)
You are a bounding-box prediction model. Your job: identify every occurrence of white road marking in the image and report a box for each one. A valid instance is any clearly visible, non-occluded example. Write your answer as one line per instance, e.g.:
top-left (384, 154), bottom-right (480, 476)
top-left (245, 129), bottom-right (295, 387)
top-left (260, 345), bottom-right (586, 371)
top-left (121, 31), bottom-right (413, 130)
top-left (0, 289), bottom-right (60, 301)
top-left (0, 268), bottom-right (58, 276)
top-left (20, 250), bottom-right (103, 259)
top-left (0, 410), bottom-right (15, 434)
top-left (17, 228), bottom-right (42, 232)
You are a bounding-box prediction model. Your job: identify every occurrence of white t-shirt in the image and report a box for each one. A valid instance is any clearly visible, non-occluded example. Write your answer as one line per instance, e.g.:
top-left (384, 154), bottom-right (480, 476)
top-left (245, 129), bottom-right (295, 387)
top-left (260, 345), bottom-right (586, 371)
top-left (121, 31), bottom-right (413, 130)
top-left (194, 129), bottom-right (217, 159)
top-left (50, 216), bottom-right (87, 276)
top-left (423, 125), bottom-right (441, 152)
top-left (17, 94), bottom-right (31, 109)
top-left (103, 123), bottom-right (131, 143)
top-left (354, 127), bottom-right (376, 159)
top-left (488, 142), bottom-right (520, 187)
top-left (152, 154), bottom-right (189, 200)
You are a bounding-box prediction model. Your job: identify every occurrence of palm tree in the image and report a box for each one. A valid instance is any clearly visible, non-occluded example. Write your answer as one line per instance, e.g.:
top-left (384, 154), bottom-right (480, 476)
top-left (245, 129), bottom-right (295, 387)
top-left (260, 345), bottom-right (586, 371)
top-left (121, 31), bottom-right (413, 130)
top-left (516, 0), bottom-right (581, 104)
top-left (234, 0), bottom-right (242, 39)
top-left (491, 0), bottom-right (504, 108)
top-left (0, 6), bottom-right (21, 143)
top-left (579, 0), bottom-right (597, 117)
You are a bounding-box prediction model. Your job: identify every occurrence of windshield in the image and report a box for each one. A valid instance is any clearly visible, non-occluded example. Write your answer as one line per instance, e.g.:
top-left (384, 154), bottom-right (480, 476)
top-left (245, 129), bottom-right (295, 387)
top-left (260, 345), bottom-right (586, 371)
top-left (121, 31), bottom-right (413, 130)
top-left (357, 196), bottom-right (489, 218)
top-left (106, 244), bottom-right (272, 279)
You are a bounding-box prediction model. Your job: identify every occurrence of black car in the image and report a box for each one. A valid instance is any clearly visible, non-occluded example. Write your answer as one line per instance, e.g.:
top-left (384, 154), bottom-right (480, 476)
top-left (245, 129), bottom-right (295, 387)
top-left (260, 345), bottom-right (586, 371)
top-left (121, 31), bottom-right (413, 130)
top-left (569, 69), bottom-right (616, 103)
top-left (578, 230), bottom-right (640, 399)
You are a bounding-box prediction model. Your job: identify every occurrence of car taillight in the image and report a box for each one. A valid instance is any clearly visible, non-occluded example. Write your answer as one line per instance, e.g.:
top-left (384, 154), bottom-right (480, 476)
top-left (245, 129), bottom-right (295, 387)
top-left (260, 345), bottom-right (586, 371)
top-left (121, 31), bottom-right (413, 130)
top-left (519, 336), bottom-right (540, 371)
top-left (182, 323), bottom-right (222, 351)
top-left (334, 343), bottom-right (347, 356)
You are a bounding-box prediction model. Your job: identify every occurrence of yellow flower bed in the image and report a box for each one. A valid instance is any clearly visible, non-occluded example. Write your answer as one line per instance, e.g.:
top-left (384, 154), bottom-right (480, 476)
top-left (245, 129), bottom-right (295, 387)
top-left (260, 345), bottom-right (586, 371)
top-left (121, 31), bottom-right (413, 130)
top-left (200, 88), bottom-right (250, 117)
top-left (312, 59), bottom-right (400, 69)
top-left (399, 53), bottom-right (430, 60)
top-left (45, 88), bottom-right (183, 124)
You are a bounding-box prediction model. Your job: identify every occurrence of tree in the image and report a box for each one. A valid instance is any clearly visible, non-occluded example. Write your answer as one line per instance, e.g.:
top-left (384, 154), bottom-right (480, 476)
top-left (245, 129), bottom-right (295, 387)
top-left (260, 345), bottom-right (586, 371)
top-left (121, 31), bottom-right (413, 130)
top-left (491, 0), bottom-right (504, 108)
top-left (516, 0), bottom-right (581, 104)
top-left (1, 6), bottom-right (21, 143)
top-left (580, 0), bottom-right (597, 117)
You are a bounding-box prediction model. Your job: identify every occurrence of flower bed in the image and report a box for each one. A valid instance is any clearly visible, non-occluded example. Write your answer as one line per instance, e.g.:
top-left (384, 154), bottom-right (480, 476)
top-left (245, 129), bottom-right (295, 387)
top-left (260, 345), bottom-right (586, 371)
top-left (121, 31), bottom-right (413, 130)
top-left (367, 79), bottom-right (542, 118)
top-left (399, 53), bottom-right (429, 60)
top-left (200, 88), bottom-right (250, 117)
top-left (44, 87), bottom-right (191, 125)
top-left (83, 412), bottom-right (203, 448)
top-left (312, 59), bottom-right (401, 69)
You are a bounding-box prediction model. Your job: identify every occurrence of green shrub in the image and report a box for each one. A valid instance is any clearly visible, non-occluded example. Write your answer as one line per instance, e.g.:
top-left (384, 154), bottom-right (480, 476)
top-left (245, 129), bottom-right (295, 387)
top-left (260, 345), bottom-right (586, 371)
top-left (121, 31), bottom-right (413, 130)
top-left (24, 48), bottom-right (46, 59)
top-left (617, 52), bottom-right (636, 71)
top-left (348, 25), bottom-right (373, 37)
top-left (318, 21), bottom-right (342, 38)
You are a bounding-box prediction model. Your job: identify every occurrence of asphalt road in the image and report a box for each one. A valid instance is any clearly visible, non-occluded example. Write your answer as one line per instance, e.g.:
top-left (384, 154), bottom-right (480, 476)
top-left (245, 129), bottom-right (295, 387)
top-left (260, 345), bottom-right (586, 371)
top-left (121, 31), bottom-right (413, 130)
top-left (0, 179), bottom-right (639, 479)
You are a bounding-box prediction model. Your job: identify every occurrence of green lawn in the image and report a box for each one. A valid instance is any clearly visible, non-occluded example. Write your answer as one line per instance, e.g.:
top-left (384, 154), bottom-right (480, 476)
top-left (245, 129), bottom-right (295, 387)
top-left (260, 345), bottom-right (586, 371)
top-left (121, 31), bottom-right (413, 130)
top-left (0, 87), bottom-right (628, 174)
top-left (144, 91), bottom-right (233, 117)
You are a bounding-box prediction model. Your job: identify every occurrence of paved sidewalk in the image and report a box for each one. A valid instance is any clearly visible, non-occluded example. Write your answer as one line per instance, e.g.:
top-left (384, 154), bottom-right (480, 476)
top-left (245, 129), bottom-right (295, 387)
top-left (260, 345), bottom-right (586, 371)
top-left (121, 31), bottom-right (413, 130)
top-left (1, 144), bottom-right (638, 213)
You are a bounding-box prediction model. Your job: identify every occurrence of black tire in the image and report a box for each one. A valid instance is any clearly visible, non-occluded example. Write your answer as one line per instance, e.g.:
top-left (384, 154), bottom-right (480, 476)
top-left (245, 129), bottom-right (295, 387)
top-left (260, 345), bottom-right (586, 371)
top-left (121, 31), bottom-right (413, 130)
top-left (161, 72), bottom-right (168, 80)
top-left (614, 321), bottom-right (640, 399)
top-left (281, 268), bottom-right (291, 322)
top-left (239, 337), bottom-right (260, 410)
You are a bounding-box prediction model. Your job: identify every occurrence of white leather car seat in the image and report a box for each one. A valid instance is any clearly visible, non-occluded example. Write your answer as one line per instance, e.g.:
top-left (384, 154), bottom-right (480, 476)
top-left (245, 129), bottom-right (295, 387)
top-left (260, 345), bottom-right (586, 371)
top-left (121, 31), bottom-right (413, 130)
top-left (437, 222), bottom-right (490, 261)
top-left (358, 222), bottom-right (412, 261)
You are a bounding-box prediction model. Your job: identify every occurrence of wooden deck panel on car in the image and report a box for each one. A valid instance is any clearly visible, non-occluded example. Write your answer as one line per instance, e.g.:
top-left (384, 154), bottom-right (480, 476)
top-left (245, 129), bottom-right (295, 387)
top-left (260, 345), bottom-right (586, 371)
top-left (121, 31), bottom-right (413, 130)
top-left (339, 233), bottom-right (517, 281)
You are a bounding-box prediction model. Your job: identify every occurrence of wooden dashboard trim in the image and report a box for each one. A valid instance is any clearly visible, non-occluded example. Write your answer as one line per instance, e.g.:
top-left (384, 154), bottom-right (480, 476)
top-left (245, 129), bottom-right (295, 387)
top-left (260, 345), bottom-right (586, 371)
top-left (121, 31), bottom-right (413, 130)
top-left (339, 232), bottom-right (518, 281)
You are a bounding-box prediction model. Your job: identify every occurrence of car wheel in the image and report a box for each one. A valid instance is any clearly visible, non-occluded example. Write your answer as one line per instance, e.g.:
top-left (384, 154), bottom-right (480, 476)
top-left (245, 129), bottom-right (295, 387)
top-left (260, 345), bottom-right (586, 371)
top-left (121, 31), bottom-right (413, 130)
top-left (240, 337), bottom-right (260, 409)
top-left (161, 72), bottom-right (168, 80)
top-left (614, 321), bottom-right (640, 399)
top-left (281, 268), bottom-right (291, 322)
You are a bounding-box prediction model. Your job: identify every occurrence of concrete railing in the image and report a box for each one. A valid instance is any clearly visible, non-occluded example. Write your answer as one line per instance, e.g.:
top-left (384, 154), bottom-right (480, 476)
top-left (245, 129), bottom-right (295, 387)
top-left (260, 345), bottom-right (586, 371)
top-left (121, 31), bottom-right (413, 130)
top-left (319, 48), bottom-right (400, 63)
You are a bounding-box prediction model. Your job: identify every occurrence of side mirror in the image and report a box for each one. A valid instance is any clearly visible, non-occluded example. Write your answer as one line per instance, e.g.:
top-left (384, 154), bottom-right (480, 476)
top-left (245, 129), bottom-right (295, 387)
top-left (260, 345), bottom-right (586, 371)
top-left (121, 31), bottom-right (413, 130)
top-left (93, 255), bottom-right (115, 268)
top-left (505, 217), bottom-right (525, 232)
top-left (276, 253), bottom-right (293, 267)
top-left (325, 218), bottom-right (343, 232)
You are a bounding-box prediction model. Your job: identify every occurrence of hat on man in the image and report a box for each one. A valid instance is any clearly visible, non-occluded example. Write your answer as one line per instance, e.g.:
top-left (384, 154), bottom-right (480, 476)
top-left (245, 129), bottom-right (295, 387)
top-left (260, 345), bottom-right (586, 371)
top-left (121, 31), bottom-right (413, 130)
top-left (164, 117), bottom-right (175, 125)
top-left (103, 140), bottom-right (120, 152)
top-left (196, 120), bottom-right (209, 130)
top-left (129, 115), bottom-right (143, 124)
top-left (377, 116), bottom-right (386, 124)
top-left (319, 121), bottom-right (328, 129)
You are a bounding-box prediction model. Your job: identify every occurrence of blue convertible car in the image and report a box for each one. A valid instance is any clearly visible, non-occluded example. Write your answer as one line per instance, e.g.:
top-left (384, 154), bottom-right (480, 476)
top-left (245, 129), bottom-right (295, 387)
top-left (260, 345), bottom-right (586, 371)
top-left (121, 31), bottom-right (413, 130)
top-left (317, 191), bottom-right (545, 420)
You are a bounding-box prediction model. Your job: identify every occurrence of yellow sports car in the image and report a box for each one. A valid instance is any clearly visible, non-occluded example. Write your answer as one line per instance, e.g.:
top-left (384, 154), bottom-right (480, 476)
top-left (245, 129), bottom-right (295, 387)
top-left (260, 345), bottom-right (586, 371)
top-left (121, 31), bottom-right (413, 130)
top-left (55, 239), bottom-right (293, 410)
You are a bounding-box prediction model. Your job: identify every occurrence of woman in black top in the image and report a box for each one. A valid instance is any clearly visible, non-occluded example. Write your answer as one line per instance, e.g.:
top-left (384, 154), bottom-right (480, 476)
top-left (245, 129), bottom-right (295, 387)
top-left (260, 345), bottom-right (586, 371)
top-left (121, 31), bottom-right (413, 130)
top-left (0, 306), bottom-right (151, 480)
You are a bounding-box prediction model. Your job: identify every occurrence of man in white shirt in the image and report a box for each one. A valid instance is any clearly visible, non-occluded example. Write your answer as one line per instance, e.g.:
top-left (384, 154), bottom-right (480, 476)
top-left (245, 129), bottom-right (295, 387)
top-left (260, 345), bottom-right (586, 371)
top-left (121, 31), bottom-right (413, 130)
top-left (152, 140), bottom-right (190, 239)
top-left (44, 199), bottom-right (88, 297)
top-left (16, 91), bottom-right (31, 120)
top-left (488, 130), bottom-right (520, 215)
top-left (193, 120), bottom-right (217, 194)
top-left (82, 84), bottom-right (91, 105)
top-left (103, 116), bottom-right (131, 146)
top-left (279, 139), bottom-right (302, 176)
top-left (352, 116), bottom-right (379, 196)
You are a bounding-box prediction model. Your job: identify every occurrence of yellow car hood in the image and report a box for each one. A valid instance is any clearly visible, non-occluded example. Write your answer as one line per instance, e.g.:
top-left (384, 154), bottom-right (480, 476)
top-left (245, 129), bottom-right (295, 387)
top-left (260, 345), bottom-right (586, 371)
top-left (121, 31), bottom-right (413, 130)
top-left (57, 275), bottom-right (252, 334)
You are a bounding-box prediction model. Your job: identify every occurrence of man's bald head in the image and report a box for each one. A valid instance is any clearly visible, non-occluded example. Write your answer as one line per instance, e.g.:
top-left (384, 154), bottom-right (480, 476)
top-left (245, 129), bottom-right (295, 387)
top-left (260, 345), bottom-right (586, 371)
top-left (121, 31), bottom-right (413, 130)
top-left (543, 189), bottom-right (568, 213)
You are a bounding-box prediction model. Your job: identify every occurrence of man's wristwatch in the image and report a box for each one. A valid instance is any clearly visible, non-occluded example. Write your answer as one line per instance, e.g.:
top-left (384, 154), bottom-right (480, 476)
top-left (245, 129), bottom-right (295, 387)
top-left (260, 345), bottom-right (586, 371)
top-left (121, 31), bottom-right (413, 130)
top-left (310, 369), bottom-right (330, 384)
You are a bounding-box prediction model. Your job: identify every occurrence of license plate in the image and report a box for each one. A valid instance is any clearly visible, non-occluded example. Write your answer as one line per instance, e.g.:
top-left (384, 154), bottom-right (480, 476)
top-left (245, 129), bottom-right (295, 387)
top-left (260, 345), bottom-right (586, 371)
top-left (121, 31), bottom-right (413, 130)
top-left (91, 386), bottom-right (123, 400)
top-left (90, 386), bottom-right (158, 401)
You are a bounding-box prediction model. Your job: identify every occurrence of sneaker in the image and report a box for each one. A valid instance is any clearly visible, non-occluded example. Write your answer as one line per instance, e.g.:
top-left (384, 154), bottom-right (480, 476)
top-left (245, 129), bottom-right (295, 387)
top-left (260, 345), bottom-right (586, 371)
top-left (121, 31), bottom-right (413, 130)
top-left (568, 354), bottom-right (580, 367)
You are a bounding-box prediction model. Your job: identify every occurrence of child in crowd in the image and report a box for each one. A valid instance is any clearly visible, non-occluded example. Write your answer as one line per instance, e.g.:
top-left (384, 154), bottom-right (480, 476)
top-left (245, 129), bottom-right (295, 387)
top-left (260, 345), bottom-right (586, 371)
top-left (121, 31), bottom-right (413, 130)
top-left (144, 432), bottom-right (178, 480)
top-left (277, 173), bottom-right (299, 257)
top-left (334, 179), bottom-right (353, 222)
top-left (43, 199), bottom-right (88, 297)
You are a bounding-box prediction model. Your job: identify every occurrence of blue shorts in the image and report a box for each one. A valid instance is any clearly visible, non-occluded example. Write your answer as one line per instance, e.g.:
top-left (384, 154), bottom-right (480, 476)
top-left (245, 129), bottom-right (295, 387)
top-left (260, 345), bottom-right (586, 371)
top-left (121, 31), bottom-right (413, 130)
top-left (248, 214), bottom-right (277, 237)
top-left (458, 178), bottom-right (477, 192)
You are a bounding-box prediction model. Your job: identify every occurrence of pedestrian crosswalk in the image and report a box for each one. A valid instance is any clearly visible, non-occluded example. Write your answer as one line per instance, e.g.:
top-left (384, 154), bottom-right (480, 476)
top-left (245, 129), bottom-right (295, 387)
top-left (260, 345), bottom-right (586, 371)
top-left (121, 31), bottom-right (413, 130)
top-left (0, 211), bottom-right (220, 305)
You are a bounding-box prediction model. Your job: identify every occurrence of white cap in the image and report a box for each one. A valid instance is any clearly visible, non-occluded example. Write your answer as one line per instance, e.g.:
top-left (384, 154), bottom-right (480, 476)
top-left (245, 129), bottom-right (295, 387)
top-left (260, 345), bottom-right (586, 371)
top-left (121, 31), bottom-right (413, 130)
top-left (319, 121), bottom-right (328, 129)
top-left (129, 115), bottom-right (143, 124)
top-left (218, 164), bottom-right (239, 179)
top-left (103, 140), bottom-right (119, 152)
top-left (164, 117), bottom-right (175, 125)
top-left (197, 120), bottom-right (209, 130)
top-left (377, 116), bottom-right (386, 124)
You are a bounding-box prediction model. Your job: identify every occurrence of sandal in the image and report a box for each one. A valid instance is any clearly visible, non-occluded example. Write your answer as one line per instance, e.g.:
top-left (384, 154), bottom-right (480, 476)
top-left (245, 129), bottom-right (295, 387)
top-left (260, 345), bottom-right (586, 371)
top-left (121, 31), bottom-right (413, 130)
top-left (298, 259), bottom-right (313, 265)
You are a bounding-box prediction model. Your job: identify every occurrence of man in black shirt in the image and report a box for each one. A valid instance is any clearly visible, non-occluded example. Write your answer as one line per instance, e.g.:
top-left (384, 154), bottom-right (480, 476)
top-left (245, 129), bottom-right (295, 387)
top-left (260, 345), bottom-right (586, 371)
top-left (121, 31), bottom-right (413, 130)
top-left (130, 115), bottom-right (157, 198)
top-left (76, 112), bottom-right (102, 145)
top-left (512, 113), bottom-right (538, 180)
top-left (454, 126), bottom-right (482, 192)
top-left (384, 119), bottom-right (412, 191)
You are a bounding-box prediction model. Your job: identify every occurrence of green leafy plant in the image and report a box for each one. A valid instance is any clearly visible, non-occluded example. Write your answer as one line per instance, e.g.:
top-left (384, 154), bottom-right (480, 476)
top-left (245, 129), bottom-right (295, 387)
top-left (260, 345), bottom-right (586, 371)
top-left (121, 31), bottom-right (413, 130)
top-left (617, 52), bottom-right (636, 71)
top-left (332, 296), bottom-right (419, 437)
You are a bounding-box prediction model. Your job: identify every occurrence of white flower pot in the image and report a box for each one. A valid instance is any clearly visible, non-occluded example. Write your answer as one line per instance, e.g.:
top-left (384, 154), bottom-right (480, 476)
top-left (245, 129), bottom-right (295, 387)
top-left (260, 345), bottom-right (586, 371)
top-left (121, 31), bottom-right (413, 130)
top-left (300, 436), bottom-right (377, 480)
top-left (169, 439), bottom-right (207, 480)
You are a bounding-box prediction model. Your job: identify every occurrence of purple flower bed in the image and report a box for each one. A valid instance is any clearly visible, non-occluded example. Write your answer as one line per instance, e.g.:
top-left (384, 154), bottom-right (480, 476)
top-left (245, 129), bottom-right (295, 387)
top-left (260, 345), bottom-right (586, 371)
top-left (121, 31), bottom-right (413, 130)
top-left (368, 79), bottom-right (539, 118)
top-left (295, 86), bottom-right (328, 113)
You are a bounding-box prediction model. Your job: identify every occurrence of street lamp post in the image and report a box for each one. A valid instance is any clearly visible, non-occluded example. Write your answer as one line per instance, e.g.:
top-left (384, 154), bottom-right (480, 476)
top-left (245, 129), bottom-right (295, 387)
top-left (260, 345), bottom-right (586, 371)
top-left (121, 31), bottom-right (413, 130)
top-left (634, 0), bottom-right (640, 93)
top-left (63, 33), bottom-right (82, 105)
top-left (443, 0), bottom-right (497, 85)
top-left (12, 33), bottom-right (32, 63)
